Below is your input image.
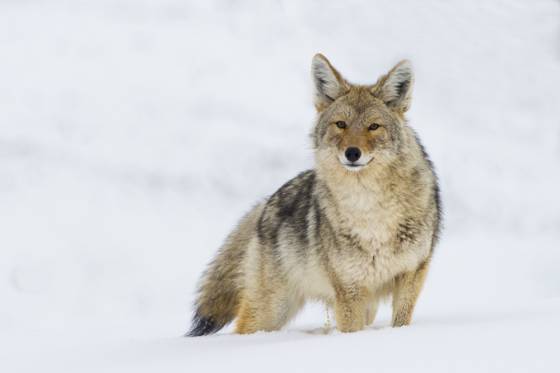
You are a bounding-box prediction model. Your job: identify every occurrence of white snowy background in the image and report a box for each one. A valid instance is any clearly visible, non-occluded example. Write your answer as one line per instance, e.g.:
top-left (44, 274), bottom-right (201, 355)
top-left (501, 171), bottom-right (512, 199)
top-left (1, 0), bottom-right (559, 372)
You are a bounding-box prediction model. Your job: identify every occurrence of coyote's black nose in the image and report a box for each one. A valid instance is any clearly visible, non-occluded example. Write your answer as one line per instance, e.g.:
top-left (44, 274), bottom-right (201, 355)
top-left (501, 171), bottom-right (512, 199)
top-left (345, 147), bottom-right (361, 163)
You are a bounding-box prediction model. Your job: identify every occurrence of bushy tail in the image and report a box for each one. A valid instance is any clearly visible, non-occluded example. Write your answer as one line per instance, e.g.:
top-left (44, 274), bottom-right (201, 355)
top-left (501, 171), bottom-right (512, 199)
top-left (187, 206), bottom-right (261, 337)
top-left (187, 245), bottom-right (244, 336)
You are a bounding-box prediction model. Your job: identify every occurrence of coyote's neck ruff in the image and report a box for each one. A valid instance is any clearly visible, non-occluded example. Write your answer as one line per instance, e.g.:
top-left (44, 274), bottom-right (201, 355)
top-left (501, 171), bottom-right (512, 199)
top-left (188, 54), bottom-right (441, 336)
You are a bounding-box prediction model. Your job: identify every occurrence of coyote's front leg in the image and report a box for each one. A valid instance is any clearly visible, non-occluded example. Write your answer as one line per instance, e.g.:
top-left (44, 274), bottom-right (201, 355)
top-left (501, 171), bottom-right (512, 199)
top-left (392, 259), bottom-right (430, 327)
top-left (365, 299), bottom-right (379, 326)
top-left (334, 286), bottom-right (367, 333)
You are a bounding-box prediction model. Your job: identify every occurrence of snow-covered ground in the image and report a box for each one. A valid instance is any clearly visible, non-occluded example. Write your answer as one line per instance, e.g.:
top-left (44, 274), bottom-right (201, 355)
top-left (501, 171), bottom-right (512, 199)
top-left (1, 1), bottom-right (560, 372)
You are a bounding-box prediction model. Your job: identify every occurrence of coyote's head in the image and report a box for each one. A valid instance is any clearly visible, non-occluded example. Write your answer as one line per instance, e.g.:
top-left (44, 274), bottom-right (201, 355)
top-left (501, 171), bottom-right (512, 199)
top-left (311, 54), bottom-right (413, 174)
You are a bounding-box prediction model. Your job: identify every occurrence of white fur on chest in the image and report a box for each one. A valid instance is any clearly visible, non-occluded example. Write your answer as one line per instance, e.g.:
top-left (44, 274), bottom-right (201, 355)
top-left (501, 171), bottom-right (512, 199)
top-left (336, 184), bottom-right (400, 248)
top-left (329, 183), bottom-right (428, 288)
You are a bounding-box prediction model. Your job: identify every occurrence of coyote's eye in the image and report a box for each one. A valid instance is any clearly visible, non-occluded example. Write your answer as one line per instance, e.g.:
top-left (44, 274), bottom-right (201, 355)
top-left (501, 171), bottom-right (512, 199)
top-left (368, 123), bottom-right (380, 131)
top-left (335, 121), bottom-right (347, 129)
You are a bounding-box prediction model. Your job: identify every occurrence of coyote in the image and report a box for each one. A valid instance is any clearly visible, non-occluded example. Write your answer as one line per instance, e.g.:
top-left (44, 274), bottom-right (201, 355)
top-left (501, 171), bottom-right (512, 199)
top-left (188, 54), bottom-right (441, 336)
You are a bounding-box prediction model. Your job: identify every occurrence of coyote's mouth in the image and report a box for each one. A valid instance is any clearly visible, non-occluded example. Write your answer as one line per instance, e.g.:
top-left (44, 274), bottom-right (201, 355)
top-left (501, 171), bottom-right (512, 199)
top-left (340, 157), bottom-right (373, 172)
top-left (343, 163), bottom-right (364, 171)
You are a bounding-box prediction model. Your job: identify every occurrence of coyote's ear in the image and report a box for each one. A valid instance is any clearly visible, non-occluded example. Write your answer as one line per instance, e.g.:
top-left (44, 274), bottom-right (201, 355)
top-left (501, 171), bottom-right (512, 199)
top-left (375, 60), bottom-right (414, 113)
top-left (312, 54), bottom-right (349, 111)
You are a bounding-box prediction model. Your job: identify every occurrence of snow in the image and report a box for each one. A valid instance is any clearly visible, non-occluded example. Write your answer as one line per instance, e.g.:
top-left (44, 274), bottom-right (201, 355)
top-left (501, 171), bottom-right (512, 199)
top-left (1, 0), bottom-right (560, 372)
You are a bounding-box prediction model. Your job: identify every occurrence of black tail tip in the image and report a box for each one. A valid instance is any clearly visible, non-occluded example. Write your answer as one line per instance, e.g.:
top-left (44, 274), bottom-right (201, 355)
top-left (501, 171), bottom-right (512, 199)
top-left (186, 312), bottom-right (221, 337)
